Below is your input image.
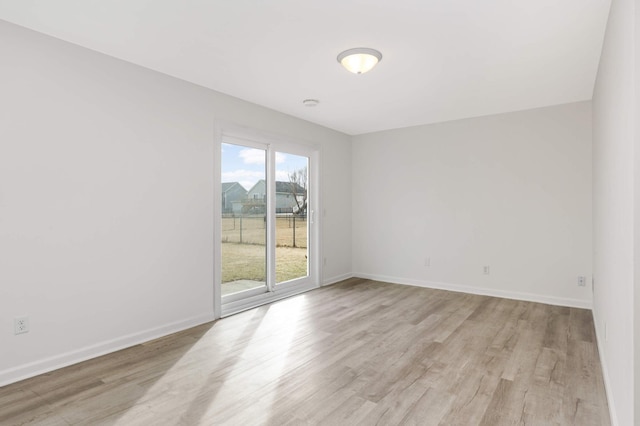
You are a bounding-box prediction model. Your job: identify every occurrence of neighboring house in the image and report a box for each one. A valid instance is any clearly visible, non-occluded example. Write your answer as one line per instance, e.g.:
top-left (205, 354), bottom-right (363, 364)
top-left (246, 180), bottom-right (306, 214)
top-left (221, 182), bottom-right (247, 214)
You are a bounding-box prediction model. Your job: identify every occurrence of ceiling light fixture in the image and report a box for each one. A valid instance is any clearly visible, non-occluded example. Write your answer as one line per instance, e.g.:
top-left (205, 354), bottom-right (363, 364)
top-left (302, 99), bottom-right (319, 107)
top-left (337, 47), bottom-right (382, 74)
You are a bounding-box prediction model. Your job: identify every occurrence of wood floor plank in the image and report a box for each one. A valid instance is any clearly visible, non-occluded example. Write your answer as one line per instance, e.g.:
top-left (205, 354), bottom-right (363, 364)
top-left (0, 280), bottom-right (610, 425)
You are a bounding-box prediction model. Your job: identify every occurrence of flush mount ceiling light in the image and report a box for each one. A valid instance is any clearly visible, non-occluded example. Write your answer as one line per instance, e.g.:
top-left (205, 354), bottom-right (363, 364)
top-left (337, 47), bottom-right (382, 74)
top-left (302, 99), bottom-right (320, 107)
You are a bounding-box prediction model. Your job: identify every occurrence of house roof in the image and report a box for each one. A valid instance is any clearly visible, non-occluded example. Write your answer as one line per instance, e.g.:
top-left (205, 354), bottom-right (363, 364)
top-left (222, 182), bottom-right (246, 193)
top-left (275, 181), bottom-right (306, 195)
top-left (248, 180), bottom-right (306, 195)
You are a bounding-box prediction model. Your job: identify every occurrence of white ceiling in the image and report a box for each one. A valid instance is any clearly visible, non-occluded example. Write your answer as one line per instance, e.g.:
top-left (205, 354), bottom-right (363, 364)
top-left (0, 0), bottom-right (611, 135)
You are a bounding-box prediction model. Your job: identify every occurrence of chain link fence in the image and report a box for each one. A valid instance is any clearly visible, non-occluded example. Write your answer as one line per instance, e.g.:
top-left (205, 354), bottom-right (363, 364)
top-left (221, 214), bottom-right (307, 248)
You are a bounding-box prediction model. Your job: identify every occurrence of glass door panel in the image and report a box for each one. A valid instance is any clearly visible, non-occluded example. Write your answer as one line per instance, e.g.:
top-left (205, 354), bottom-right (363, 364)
top-left (220, 142), bottom-right (267, 297)
top-left (275, 152), bottom-right (309, 284)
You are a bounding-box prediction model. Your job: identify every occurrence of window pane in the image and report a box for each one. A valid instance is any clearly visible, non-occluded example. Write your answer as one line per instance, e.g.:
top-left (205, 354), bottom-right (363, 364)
top-left (221, 143), bottom-right (267, 296)
top-left (275, 152), bottom-right (309, 284)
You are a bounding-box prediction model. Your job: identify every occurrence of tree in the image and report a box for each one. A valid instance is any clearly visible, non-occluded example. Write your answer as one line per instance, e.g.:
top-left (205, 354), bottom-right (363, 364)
top-left (288, 166), bottom-right (307, 215)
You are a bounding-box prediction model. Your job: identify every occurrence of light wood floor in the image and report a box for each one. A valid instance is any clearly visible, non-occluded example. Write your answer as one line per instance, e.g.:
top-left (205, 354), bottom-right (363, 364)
top-left (1, 279), bottom-right (610, 425)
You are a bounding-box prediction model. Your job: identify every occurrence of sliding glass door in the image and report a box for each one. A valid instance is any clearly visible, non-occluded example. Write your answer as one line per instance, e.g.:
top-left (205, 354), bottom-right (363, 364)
top-left (220, 142), bottom-right (267, 298)
top-left (218, 133), bottom-right (318, 316)
top-left (275, 151), bottom-right (309, 286)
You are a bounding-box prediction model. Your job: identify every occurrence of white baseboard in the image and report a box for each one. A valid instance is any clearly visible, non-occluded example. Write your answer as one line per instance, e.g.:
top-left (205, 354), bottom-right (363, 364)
top-left (591, 310), bottom-right (618, 426)
top-left (322, 272), bottom-right (354, 287)
top-left (353, 272), bottom-right (593, 309)
top-left (0, 313), bottom-right (215, 388)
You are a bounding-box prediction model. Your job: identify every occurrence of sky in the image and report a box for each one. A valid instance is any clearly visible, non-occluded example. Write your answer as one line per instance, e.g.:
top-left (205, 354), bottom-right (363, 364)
top-left (221, 143), bottom-right (308, 191)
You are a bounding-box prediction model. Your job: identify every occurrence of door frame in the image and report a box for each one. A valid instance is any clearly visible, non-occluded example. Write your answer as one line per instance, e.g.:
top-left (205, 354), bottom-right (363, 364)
top-left (214, 122), bottom-right (321, 318)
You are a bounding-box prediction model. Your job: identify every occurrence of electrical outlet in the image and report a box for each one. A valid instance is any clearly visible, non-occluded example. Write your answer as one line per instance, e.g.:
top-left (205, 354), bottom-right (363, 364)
top-left (424, 257), bottom-right (431, 267)
top-left (14, 317), bottom-right (29, 335)
top-left (483, 266), bottom-right (490, 275)
top-left (323, 257), bottom-right (327, 266)
top-left (578, 276), bottom-right (586, 287)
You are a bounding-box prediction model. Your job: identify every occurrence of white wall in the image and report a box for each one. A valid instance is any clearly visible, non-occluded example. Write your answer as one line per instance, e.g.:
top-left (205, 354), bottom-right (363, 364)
top-left (636, 0), bottom-right (640, 420)
top-left (352, 102), bottom-right (593, 308)
top-left (0, 20), bottom-right (352, 385)
top-left (592, 0), bottom-right (637, 424)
